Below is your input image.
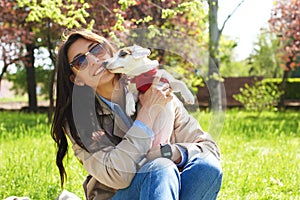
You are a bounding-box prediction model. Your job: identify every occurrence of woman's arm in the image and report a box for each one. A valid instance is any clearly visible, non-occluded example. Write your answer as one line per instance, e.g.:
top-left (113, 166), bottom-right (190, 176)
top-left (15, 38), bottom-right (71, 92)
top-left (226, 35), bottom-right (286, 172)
top-left (171, 96), bottom-right (221, 161)
top-left (72, 124), bottom-right (152, 189)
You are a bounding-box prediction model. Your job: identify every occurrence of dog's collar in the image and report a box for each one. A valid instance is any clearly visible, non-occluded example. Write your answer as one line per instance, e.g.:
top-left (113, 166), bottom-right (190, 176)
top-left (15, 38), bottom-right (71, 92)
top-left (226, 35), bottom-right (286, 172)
top-left (131, 68), bottom-right (168, 93)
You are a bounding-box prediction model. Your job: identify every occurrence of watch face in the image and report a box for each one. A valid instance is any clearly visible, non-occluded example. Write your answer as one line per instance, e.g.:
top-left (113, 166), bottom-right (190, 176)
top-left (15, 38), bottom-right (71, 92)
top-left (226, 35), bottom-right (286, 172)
top-left (160, 144), bottom-right (173, 159)
top-left (163, 151), bottom-right (172, 158)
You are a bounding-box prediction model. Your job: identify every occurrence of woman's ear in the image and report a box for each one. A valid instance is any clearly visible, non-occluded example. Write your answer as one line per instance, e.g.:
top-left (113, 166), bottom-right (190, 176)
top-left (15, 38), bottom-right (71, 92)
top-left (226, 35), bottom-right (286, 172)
top-left (69, 74), bottom-right (85, 86)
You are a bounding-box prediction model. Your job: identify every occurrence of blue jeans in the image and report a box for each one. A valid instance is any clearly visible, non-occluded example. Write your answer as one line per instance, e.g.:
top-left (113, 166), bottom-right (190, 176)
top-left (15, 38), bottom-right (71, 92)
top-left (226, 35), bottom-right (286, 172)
top-left (112, 152), bottom-right (222, 200)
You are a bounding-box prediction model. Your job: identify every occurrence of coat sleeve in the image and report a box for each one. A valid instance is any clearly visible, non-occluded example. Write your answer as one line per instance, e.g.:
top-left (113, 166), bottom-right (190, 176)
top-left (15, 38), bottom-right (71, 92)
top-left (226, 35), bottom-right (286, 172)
top-left (71, 125), bottom-right (152, 189)
top-left (171, 97), bottom-right (221, 161)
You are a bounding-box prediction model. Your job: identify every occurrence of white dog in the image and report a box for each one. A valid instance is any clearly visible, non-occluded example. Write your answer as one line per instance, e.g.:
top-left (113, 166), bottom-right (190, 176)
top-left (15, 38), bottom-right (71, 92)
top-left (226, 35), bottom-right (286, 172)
top-left (104, 44), bottom-right (195, 116)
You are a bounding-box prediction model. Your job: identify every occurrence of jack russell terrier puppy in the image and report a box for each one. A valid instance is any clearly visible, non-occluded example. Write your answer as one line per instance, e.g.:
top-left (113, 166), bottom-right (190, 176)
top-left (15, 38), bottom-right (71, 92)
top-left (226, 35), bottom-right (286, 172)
top-left (103, 45), bottom-right (195, 146)
top-left (103, 44), bottom-right (195, 116)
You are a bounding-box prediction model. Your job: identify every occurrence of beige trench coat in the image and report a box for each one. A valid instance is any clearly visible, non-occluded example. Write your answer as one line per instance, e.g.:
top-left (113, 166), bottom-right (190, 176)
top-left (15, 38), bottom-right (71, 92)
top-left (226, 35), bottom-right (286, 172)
top-left (65, 94), bottom-right (220, 200)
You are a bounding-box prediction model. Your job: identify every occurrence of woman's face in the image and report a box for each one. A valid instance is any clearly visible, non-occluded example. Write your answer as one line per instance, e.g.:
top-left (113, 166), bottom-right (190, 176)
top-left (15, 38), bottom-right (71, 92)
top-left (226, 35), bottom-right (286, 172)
top-left (68, 38), bottom-right (117, 97)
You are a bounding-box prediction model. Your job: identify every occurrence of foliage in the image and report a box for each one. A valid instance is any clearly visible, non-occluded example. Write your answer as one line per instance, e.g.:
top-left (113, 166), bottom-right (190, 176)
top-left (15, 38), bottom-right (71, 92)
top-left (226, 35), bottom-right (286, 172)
top-left (108, 0), bottom-right (210, 91)
top-left (1, 0), bottom-right (96, 112)
top-left (248, 28), bottom-right (283, 78)
top-left (233, 80), bottom-right (284, 112)
top-left (84, 0), bottom-right (239, 91)
top-left (0, 0), bottom-right (32, 75)
top-left (1, 0), bottom-right (239, 104)
top-left (6, 66), bottom-right (52, 98)
top-left (1, 110), bottom-right (299, 199)
top-left (269, 0), bottom-right (300, 71)
top-left (18, 0), bottom-right (94, 29)
top-left (220, 60), bottom-right (250, 77)
top-left (219, 35), bottom-right (250, 77)
top-left (263, 77), bottom-right (300, 99)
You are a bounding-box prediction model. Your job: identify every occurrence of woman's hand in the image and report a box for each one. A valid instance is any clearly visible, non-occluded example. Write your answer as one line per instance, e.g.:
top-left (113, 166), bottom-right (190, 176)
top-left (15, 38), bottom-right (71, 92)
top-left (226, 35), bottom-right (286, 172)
top-left (136, 75), bottom-right (173, 129)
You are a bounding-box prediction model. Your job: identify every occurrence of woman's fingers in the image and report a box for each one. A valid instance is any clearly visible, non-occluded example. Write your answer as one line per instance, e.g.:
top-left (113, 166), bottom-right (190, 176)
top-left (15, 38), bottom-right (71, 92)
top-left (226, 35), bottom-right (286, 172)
top-left (152, 71), bottom-right (163, 87)
top-left (160, 83), bottom-right (170, 91)
top-left (92, 130), bottom-right (105, 141)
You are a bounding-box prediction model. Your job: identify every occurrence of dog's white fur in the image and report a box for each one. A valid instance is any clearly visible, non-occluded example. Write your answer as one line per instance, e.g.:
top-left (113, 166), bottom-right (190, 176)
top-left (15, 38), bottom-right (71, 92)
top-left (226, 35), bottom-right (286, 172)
top-left (4, 190), bottom-right (80, 200)
top-left (104, 44), bottom-right (195, 116)
top-left (4, 196), bottom-right (30, 200)
top-left (56, 190), bottom-right (81, 200)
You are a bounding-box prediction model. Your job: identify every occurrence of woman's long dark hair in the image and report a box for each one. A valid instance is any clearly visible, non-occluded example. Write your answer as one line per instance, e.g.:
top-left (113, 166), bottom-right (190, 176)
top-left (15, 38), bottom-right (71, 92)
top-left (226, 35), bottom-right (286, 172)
top-left (51, 29), bottom-right (117, 187)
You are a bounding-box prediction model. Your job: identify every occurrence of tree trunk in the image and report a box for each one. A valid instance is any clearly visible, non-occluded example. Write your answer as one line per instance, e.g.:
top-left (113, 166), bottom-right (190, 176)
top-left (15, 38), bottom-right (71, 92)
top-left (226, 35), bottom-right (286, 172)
top-left (208, 0), bottom-right (224, 111)
top-left (278, 70), bottom-right (290, 108)
top-left (46, 20), bottom-right (56, 123)
top-left (25, 43), bottom-right (38, 112)
top-left (48, 62), bottom-right (56, 123)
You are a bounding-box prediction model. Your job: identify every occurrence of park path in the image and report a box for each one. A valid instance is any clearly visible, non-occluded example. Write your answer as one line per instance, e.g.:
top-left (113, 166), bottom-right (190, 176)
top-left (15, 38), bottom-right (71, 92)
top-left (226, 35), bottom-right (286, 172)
top-left (0, 100), bottom-right (49, 110)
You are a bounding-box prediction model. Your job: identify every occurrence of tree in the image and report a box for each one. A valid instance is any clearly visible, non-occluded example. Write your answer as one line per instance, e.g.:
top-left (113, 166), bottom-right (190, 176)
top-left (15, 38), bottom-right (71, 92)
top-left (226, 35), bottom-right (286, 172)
top-left (2, 0), bottom-right (239, 115)
top-left (207, 0), bottom-right (245, 111)
top-left (0, 0), bottom-right (93, 115)
top-left (269, 0), bottom-right (300, 107)
top-left (17, 0), bottom-right (93, 118)
top-left (219, 35), bottom-right (250, 77)
top-left (0, 0), bottom-right (38, 111)
top-left (248, 28), bottom-right (282, 78)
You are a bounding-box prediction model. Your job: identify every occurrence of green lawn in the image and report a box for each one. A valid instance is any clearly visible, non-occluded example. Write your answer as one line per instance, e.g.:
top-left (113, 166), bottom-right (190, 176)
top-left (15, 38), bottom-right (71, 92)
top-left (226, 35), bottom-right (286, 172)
top-left (0, 110), bottom-right (299, 199)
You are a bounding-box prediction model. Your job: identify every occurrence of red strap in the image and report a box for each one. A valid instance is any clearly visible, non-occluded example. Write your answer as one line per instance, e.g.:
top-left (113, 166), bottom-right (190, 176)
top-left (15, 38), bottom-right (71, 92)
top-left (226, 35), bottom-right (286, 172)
top-left (131, 68), bottom-right (168, 93)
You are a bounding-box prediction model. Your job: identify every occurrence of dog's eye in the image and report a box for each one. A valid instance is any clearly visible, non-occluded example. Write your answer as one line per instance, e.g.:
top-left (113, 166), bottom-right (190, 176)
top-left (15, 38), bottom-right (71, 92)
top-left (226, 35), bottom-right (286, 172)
top-left (119, 50), bottom-right (128, 57)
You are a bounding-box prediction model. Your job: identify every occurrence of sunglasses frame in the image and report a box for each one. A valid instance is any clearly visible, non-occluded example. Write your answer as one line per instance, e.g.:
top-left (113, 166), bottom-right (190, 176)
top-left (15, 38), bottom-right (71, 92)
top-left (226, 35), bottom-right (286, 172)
top-left (69, 43), bottom-right (107, 71)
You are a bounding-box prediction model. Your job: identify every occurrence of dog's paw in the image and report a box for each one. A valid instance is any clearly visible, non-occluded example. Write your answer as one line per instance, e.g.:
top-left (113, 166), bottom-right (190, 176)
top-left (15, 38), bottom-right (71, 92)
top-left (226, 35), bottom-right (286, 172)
top-left (126, 104), bottom-right (136, 116)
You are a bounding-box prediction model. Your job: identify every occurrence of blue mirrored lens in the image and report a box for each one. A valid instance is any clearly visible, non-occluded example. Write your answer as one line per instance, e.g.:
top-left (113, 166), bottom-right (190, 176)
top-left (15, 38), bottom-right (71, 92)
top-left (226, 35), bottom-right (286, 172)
top-left (91, 44), bottom-right (105, 57)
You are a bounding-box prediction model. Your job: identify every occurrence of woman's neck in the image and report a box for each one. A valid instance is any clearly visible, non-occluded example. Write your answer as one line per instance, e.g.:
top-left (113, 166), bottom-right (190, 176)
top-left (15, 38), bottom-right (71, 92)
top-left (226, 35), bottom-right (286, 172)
top-left (96, 78), bottom-right (123, 104)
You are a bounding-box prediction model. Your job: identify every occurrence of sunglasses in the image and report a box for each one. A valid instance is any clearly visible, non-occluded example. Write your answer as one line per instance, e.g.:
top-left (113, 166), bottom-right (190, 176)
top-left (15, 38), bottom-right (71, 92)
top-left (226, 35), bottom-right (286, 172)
top-left (69, 43), bottom-right (107, 70)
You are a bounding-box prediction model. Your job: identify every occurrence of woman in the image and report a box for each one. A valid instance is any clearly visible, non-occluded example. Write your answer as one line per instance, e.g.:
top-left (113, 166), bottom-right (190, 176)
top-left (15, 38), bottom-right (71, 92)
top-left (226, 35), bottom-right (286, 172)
top-left (51, 29), bottom-right (222, 200)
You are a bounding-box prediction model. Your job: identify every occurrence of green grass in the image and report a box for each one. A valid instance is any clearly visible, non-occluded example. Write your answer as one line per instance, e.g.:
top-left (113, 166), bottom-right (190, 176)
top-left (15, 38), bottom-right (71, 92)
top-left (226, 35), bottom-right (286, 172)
top-left (216, 110), bottom-right (300, 200)
top-left (0, 112), bottom-right (86, 199)
top-left (0, 95), bottom-right (48, 103)
top-left (0, 110), bottom-right (299, 199)
top-left (0, 96), bottom-right (28, 103)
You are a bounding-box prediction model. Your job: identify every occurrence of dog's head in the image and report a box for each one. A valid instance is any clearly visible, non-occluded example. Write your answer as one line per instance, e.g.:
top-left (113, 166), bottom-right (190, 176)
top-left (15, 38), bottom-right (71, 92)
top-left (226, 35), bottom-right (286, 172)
top-left (104, 45), bottom-right (159, 76)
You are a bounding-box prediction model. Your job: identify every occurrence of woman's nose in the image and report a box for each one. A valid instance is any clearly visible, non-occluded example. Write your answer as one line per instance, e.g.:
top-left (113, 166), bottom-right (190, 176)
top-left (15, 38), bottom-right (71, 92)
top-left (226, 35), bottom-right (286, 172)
top-left (87, 53), bottom-right (102, 66)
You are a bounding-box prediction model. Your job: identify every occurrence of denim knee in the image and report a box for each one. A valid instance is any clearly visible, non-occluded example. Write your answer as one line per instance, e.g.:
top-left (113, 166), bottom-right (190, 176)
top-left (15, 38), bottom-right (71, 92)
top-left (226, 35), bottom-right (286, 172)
top-left (140, 158), bottom-right (181, 199)
top-left (197, 153), bottom-right (222, 183)
top-left (180, 153), bottom-right (222, 200)
top-left (140, 157), bottom-right (181, 179)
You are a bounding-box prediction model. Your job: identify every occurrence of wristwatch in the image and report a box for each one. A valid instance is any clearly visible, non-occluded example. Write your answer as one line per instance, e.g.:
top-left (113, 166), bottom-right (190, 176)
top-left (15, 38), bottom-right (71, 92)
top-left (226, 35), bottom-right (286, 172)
top-left (160, 144), bottom-right (173, 159)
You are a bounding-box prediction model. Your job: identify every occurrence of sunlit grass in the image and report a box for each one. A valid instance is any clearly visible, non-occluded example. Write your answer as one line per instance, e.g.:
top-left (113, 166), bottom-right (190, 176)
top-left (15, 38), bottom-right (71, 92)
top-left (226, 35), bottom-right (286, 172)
top-left (0, 110), bottom-right (299, 199)
top-left (0, 112), bottom-right (86, 199)
top-left (217, 109), bottom-right (300, 199)
top-left (0, 95), bottom-right (48, 103)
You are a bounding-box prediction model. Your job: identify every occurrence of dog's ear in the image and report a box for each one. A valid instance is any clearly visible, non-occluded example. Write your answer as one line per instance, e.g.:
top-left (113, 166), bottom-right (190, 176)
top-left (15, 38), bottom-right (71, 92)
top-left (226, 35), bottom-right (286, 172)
top-left (131, 44), bottom-right (151, 59)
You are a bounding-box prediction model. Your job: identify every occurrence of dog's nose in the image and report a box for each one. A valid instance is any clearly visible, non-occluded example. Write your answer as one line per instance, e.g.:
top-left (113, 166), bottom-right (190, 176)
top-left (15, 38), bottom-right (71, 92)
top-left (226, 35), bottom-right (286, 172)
top-left (102, 61), bottom-right (108, 69)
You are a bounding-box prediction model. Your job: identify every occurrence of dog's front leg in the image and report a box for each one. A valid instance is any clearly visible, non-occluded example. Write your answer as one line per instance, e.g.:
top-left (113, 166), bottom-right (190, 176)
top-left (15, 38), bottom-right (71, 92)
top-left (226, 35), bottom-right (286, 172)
top-left (128, 83), bottom-right (139, 103)
top-left (125, 83), bottom-right (139, 116)
top-left (125, 93), bottom-right (136, 116)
